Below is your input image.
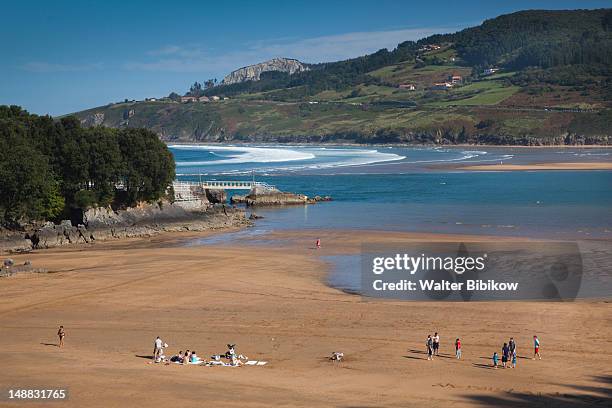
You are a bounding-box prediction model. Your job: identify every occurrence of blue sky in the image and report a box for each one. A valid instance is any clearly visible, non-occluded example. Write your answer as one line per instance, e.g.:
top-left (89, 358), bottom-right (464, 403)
top-left (1, 0), bottom-right (609, 116)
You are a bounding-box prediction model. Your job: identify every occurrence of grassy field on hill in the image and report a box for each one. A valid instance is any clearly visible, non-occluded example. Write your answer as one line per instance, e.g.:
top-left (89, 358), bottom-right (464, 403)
top-left (72, 9), bottom-right (612, 145)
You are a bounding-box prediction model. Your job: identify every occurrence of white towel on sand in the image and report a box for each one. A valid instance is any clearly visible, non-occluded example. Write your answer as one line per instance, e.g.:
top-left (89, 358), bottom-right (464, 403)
top-left (245, 360), bottom-right (268, 366)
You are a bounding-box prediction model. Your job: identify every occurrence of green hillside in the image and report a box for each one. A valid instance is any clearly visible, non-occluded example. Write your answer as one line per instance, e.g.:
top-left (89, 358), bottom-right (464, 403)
top-left (72, 9), bottom-right (612, 145)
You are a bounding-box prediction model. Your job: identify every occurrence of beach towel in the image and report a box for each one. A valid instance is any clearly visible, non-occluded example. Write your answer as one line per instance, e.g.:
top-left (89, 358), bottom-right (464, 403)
top-left (206, 361), bottom-right (229, 366)
top-left (245, 360), bottom-right (268, 366)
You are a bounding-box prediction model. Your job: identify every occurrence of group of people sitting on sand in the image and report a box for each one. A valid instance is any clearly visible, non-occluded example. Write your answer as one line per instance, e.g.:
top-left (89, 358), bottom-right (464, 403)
top-left (169, 350), bottom-right (202, 364)
top-left (426, 332), bottom-right (542, 368)
top-left (153, 338), bottom-right (249, 366)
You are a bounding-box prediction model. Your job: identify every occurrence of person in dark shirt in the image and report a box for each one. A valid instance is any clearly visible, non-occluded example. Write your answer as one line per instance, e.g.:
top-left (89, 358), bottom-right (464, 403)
top-left (508, 337), bottom-right (516, 356)
top-left (57, 326), bottom-right (65, 348)
top-left (426, 335), bottom-right (433, 360)
top-left (501, 343), bottom-right (510, 368)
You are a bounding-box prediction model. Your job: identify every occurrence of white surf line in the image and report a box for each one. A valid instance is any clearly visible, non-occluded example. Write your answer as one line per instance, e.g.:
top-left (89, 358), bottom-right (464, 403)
top-left (171, 145), bottom-right (315, 165)
top-left (173, 146), bottom-right (406, 173)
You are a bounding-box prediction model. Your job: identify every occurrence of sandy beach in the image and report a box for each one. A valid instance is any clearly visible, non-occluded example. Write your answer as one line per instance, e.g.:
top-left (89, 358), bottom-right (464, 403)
top-left (457, 162), bottom-right (612, 171)
top-left (1, 229), bottom-right (610, 407)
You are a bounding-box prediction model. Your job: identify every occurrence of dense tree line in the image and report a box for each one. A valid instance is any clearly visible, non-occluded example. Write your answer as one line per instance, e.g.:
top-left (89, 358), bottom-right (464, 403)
top-left (426, 9), bottom-right (612, 70)
top-left (0, 106), bottom-right (175, 225)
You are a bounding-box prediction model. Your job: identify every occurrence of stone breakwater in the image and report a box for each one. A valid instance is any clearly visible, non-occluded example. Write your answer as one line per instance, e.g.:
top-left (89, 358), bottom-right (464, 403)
top-left (231, 190), bottom-right (332, 207)
top-left (0, 201), bottom-right (249, 253)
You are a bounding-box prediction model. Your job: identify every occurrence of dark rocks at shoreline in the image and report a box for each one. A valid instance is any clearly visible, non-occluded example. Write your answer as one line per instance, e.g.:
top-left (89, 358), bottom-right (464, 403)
top-left (231, 189), bottom-right (332, 207)
top-left (310, 195), bottom-right (333, 203)
top-left (205, 189), bottom-right (227, 204)
top-left (231, 192), bottom-right (307, 206)
top-left (0, 230), bottom-right (35, 253)
top-left (0, 200), bottom-right (250, 254)
top-left (1, 259), bottom-right (47, 277)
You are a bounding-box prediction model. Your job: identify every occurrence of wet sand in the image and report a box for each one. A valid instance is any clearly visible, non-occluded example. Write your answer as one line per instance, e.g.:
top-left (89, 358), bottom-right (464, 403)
top-left (457, 162), bottom-right (612, 171)
top-left (0, 230), bottom-right (610, 407)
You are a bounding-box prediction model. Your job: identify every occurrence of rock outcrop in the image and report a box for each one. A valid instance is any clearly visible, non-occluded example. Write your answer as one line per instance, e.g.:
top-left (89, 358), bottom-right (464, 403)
top-left (0, 200), bottom-right (249, 253)
top-left (222, 58), bottom-right (308, 85)
top-left (0, 230), bottom-right (33, 253)
top-left (205, 189), bottom-right (227, 204)
top-left (231, 189), bottom-right (331, 207)
top-left (232, 192), bottom-right (307, 206)
top-left (81, 112), bottom-right (105, 127)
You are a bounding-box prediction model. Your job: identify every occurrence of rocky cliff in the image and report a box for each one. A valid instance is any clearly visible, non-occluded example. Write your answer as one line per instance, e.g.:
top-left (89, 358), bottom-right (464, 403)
top-left (0, 201), bottom-right (250, 253)
top-left (222, 58), bottom-right (308, 85)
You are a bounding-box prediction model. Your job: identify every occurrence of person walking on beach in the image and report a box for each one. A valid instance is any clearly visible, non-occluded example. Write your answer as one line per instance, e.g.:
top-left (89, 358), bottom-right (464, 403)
top-left (426, 335), bottom-right (434, 360)
top-left (153, 336), bottom-right (164, 361)
top-left (433, 332), bottom-right (440, 356)
top-left (533, 335), bottom-right (541, 360)
top-left (511, 350), bottom-right (517, 368)
top-left (455, 338), bottom-right (462, 359)
top-left (492, 352), bottom-right (499, 369)
top-left (316, 238), bottom-right (321, 249)
top-left (508, 337), bottom-right (516, 358)
top-left (501, 342), bottom-right (509, 368)
top-left (57, 326), bottom-right (65, 348)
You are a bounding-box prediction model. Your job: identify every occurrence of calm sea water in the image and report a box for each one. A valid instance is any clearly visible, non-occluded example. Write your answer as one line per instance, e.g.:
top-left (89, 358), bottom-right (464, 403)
top-left (171, 144), bottom-right (612, 297)
top-left (171, 144), bottom-right (612, 239)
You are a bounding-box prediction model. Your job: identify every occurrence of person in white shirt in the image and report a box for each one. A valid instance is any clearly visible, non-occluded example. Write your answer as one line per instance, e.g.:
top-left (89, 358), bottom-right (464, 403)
top-left (433, 332), bottom-right (440, 356)
top-left (153, 336), bottom-right (164, 361)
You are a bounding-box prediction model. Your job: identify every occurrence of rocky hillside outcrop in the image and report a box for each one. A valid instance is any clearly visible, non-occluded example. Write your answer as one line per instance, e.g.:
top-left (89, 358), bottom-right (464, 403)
top-left (222, 58), bottom-right (308, 85)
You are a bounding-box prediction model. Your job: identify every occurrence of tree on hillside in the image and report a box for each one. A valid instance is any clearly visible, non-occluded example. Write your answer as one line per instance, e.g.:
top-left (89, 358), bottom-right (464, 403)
top-left (189, 81), bottom-right (203, 96)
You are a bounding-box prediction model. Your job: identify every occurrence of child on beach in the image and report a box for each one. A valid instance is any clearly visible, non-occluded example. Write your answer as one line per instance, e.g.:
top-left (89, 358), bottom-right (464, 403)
top-left (492, 352), bottom-right (499, 368)
top-left (455, 338), bottom-right (461, 359)
top-left (316, 238), bottom-right (321, 249)
top-left (426, 335), bottom-right (434, 360)
top-left (501, 343), bottom-right (509, 368)
top-left (57, 325), bottom-right (65, 348)
top-left (533, 335), bottom-right (541, 360)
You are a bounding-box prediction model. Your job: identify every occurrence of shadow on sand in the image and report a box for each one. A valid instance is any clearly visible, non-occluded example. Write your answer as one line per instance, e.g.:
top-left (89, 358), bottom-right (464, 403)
top-left (472, 363), bottom-right (495, 370)
top-left (464, 375), bottom-right (611, 407)
top-left (402, 355), bottom-right (428, 361)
